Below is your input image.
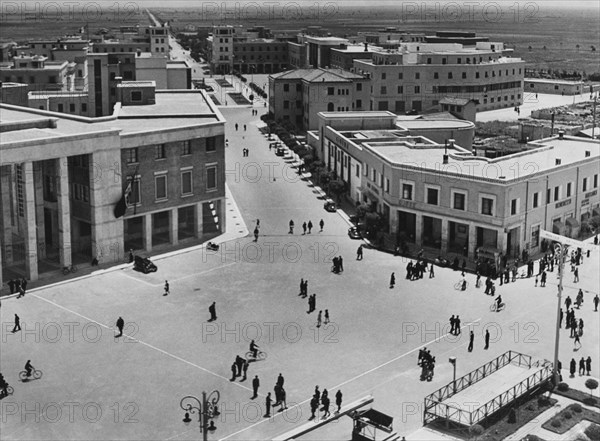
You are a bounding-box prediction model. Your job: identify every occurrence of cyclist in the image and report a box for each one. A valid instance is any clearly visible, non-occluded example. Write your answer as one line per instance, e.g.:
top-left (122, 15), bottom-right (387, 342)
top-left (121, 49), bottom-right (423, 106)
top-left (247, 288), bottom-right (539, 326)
top-left (24, 360), bottom-right (34, 377)
top-left (495, 295), bottom-right (503, 311)
top-left (249, 340), bottom-right (260, 359)
top-left (0, 373), bottom-right (8, 396)
top-left (461, 278), bottom-right (467, 291)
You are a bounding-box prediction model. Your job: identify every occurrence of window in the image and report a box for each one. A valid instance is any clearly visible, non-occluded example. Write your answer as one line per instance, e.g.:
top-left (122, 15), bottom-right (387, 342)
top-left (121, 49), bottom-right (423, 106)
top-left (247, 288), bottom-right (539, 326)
top-left (355, 164), bottom-right (360, 177)
top-left (380, 86), bottom-right (387, 94)
top-left (433, 72), bottom-right (439, 79)
top-left (154, 174), bottom-right (167, 200)
top-left (594, 174), bottom-right (598, 188)
top-left (397, 85), bottom-right (403, 93)
top-left (531, 225), bottom-right (540, 247)
top-left (356, 99), bottom-right (362, 108)
top-left (126, 177), bottom-right (141, 205)
top-left (583, 177), bottom-right (588, 192)
top-left (452, 191), bottom-right (466, 210)
top-left (533, 192), bottom-right (539, 208)
top-left (296, 83), bottom-right (301, 91)
top-left (371, 169), bottom-right (376, 182)
top-left (414, 86), bottom-right (420, 93)
top-left (510, 198), bottom-right (519, 215)
top-left (554, 185), bottom-right (560, 201)
top-left (327, 87), bottom-right (334, 95)
top-left (442, 58), bottom-right (447, 64)
top-left (69, 103), bottom-right (75, 112)
top-left (381, 72), bottom-right (386, 80)
top-left (131, 91), bottom-right (142, 101)
top-left (566, 182), bottom-right (572, 197)
top-left (426, 187), bottom-right (439, 205)
top-left (385, 178), bottom-right (390, 193)
top-left (155, 144), bottom-right (166, 160)
top-left (58, 103), bottom-right (64, 112)
top-left (427, 57), bottom-right (432, 64)
top-left (447, 72), bottom-right (453, 79)
top-left (475, 72), bottom-right (480, 79)
top-left (283, 100), bottom-right (289, 109)
top-left (206, 137), bottom-right (216, 152)
top-left (206, 165), bottom-right (217, 190)
top-left (356, 83), bottom-right (362, 91)
top-left (415, 72), bottom-right (420, 79)
top-left (402, 183), bottom-right (413, 200)
top-left (181, 170), bottom-right (193, 195)
top-left (547, 188), bottom-right (551, 204)
top-left (283, 83), bottom-right (289, 92)
top-left (181, 140), bottom-right (191, 155)
top-left (398, 72), bottom-right (403, 80)
top-left (126, 148), bottom-right (138, 164)
top-left (81, 103), bottom-right (87, 112)
top-left (481, 196), bottom-right (494, 216)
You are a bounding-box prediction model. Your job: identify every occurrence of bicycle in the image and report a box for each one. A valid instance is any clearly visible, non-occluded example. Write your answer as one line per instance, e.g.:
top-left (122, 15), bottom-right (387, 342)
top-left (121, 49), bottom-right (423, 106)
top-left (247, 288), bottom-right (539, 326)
top-left (454, 280), bottom-right (468, 290)
top-left (0, 385), bottom-right (14, 398)
top-left (62, 264), bottom-right (78, 275)
top-left (19, 369), bottom-right (43, 381)
top-left (490, 301), bottom-right (505, 312)
top-left (245, 350), bottom-right (267, 361)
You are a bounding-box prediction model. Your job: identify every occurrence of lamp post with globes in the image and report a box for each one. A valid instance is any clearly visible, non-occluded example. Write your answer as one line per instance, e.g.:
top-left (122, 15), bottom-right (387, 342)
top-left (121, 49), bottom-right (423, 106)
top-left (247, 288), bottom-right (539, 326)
top-left (180, 390), bottom-right (220, 441)
top-left (552, 242), bottom-right (568, 386)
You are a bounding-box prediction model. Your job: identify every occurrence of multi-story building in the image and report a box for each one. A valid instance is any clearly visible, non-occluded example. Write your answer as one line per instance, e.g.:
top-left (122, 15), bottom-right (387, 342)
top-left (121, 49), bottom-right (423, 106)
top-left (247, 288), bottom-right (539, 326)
top-left (288, 35), bottom-right (350, 69)
top-left (268, 68), bottom-right (370, 130)
top-left (330, 43), bottom-right (380, 71)
top-left (524, 78), bottom-right (585, 95)
top-left (90, 24), bottom-right (170, 55)
top-left (425, 31), bottom-right (490, 46)
top-left (311, 111), bottom-right (600, 260)
top-left (0, 84), bottom-right (226, 286)
top-left (353, 41), bottom-right (525, 114)
top-left (0, 53), bottom-right (75, 92)
top-left (351, 28), bottom-right (426, 45)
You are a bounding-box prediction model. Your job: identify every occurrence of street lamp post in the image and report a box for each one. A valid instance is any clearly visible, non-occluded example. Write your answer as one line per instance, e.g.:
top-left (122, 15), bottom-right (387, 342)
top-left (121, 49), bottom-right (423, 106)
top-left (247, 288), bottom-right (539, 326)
top-left (552, 243), bottom-right (568, 386)
top-left (449, 357), bottom-right (457, 394)
top-left (180, 390), bottom-right (220, 441)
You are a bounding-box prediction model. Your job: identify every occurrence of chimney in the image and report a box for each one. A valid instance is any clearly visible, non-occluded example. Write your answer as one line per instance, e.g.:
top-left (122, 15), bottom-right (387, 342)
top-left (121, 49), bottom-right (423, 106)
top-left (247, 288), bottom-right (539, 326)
top-left (364, 42), bottom-right (368, 52)
top-left (555, 158), bottom-right (561, 165)
top-left (136, 48), bottom-right (141, 57)
top-left (558, 130), bottom-right (565, 139)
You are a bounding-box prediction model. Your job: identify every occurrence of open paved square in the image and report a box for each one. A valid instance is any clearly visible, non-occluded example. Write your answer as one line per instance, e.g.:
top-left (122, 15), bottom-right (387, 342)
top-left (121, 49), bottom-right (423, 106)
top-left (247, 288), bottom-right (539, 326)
top-left (1, 107), bottom-right (598, 441)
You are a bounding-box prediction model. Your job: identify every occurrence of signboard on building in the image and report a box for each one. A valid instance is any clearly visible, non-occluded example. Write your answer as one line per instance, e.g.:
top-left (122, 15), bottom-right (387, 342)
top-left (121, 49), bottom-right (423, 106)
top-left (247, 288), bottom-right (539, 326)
top-left (540, 230), bottom-right (595, 251)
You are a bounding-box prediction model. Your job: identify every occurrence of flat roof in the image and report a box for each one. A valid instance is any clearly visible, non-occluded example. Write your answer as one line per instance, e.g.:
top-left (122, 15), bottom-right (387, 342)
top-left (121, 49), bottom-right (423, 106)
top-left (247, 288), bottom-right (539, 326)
top-left (363, 135), bottom-right (599, 181)
top-left (0, 90), bottom-right (222, 142)
top-left (524, 78), bottom-right (585, 85)
top-left (396, 119), bottom-right (474, 130)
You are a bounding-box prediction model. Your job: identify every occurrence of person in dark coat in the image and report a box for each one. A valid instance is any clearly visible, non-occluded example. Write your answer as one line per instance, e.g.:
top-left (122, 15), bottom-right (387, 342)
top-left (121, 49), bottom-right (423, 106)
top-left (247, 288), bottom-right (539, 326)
top-left (468, 330), bottom-right (474, 352)
top-left (309, 396), bottom-right (319, 420)
top-left (7, 279), bottom-right (15, 294)
top-left (116, 316), bottom-right (124, 337)
top-left (579, 357), bottom-right (586, 376)
top-left (252, 375), bottom-right (260, 398)
top-left (570, 358), bottom-right (577, 377)
top-left (484, 329), bottom-right (490, 350)
top-left (264, 392), bottom-right (272, 417)
top-left (12, 314), bottom-right (21, 333)
top-left (230, 363), bottom-right (237, 381)
top-left (390, 272), bottom-right (395, 288)
top-left (241, 359), bottom-right (249, 381)
top-left (209, 302), bottom-right (217, 321)
top-left (586, 356), bottom-right (592, 376)
top-left (335, 390), bottom-right (343, 413)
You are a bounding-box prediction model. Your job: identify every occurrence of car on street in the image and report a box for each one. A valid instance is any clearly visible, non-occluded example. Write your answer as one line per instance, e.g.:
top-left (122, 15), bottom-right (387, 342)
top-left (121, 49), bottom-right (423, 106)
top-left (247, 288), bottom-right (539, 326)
top-left (324, 200), bottom-right (337, 212)
top-left (133, 256), bottom-right (158, 274)
top-left (275, 146), bottom-right (286, 156)
top-left (348, 226), bottom-right (362, 240)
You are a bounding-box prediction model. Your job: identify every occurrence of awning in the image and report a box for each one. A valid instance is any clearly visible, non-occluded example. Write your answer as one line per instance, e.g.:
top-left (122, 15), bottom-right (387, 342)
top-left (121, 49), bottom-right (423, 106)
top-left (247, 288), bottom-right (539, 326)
top-left (553, 220), bottom-right (565, 234)
top-left (477, 246), bottom-right (501, 257)
top-left (354, 408), bottom-right (393, 433)
top-left (566, 217), bottom-right (580, 228)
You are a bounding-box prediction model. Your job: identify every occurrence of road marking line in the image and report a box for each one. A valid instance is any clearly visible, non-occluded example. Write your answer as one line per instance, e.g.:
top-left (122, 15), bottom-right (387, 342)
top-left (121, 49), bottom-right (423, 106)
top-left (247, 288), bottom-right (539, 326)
top-left (218, 319), bottom-right (482, 441)
top-left (116, 261), bottom-right (238, 287)
top-left (29, 293), bottom-right (254, 393)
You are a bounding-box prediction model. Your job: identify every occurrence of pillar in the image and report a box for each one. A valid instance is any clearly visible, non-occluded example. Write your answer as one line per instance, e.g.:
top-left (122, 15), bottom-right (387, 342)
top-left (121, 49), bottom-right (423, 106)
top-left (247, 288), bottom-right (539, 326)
top-left (57, 158), bottom-right (72, 267)
top-left (144, 214), bottom-right (152, 252)
top-left (441, 220), bottom-right (449, 255)
top-left (498, 229), bottom-right (507, 255)
top-left (22, 162), bottom-right (38, 281)
top-left (170, 208), bottom-right (178, 246)
top-left (390, 210), bottom-right (399, 241)
top-left (195, 202), bottom-right (204, 238)
top-left (34, 162), bottom-right (46, 259)
top-left (218, 198), bottom-right (226, 233)
top-left (415, 213), bottom-right (423, 249)
top-left (1, 166), bottom-right (14, 265)
top-left (468, 223), bottom-right (477, 259)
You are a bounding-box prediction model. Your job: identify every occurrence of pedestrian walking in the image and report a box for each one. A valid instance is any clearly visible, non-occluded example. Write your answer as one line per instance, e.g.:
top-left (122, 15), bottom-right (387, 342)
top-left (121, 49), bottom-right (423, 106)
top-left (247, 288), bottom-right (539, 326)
top-left (324, 309), bottom-right (330, 325)
top-left (570, 358), bottom-right (576, 377)
top-left (429, 263), bottom-right (435, 278)
top-left (230, 363), bottom-right (237, 381)
top-left (390, 272), bottom-right (395, 288)
top-left (164, 280), bottom-right (170, 296)
top-left (242, 359), bottom-right (249, 381)
top-left (316, 310), bottom-right (322, 328)
top-left (574, 267), bottom-right (579, 283)
top-left (244, 124), bottom-right (247, 131)
top-left (468, 330), bottom-right (474, 352)
top-left (586, 356), bottom-right (592, 375)
top-left (7, 279), bottom-right (15, 294)
top-left (209, 301), bottom-right (217, 321)
top-left (310, 396), bottom-right (319, 420)
top-left (307, 220), bottom-right (313, 234)
top-left (565, 296), bottom-right (572, 310)
top-left (235, 123), bottom-right (239, 131)
top-left (559, 308), bottom-right (564, 328)
top-left (579, 357), bottom-right (586, 376)
top-left (574, 332), bottom-right (581, 348)
top-left (12, 314), bottom-right (21, 333)
top-left (278, 387), bottom-right (287, 411)
top-left (116, 316), bottom-right (124, 337)
top-left (277, 373), bottom-right (284, 387)
top-left (288, 220), bottom-right (294, 234)
top-left (449, 315), bottom-right (456, 335)
top-left (356, 245), bottom-right (363, 260)
top-left (254, 227), bottom-right (259, 242)
top-left (338, 256), bottom-right (344, 272)
top-left (484, 329), bottom-right (490, 350)
top-left (455, 316), bottom-right (461, 335)
top-left (335, 390), bottom-right (343, 413)
top-left (319, 219), bottom-right (324, 232)
top-left (302, 222), bottom-right (307, 235)
top-left (252, 375), bottom-right (260, 398)
top-left (541, 270), bottom-right (547, 287)
top-left (594, 294), bottom-right (599, 312)
top-left (264, 392), bottom-right (272, 418)
top-left (236, 355), bottom-right (244, 377)
top-left (322, 395), bottom-right (331, 418)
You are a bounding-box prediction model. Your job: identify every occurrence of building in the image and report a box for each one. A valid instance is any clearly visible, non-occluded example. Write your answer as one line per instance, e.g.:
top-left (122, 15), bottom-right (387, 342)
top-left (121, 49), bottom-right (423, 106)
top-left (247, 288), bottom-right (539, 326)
top-left (524, 78), bottom-right (585, 96)
top-left (0, 84), bottom-right (226, 286)
top-left (0, 82), bottom-right (28, 106)
top-left (1, 53), bottom-right (75, 92)
top-left (424, 31), bottom-right (489, 46)
top-left (268, 68), bottom-right (370, 130)
top-left (353, 41), bottom-right (525, 114)
top-left (330, 43), bottom-right (380, 71)
top-left (311, 111), bottom-right (599, 259)
top-left (90, 24), bottom-right (170, 56)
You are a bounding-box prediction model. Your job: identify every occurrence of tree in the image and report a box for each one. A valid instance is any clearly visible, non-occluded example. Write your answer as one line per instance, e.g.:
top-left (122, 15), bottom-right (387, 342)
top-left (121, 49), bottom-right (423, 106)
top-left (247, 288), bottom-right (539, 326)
top-left (469, 424), bottom-right (484, 440)
top-left (585, 378), bottom-right (598, 397)
top-left (328, 180), bottom-right (347, 203)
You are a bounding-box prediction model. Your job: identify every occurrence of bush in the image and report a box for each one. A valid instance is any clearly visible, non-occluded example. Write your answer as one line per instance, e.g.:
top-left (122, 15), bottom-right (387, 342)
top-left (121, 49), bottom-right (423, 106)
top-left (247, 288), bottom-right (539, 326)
top-left (563, 411), bottom-right (572, 419)
top-left (551, 418), bottom-right (561, 428)
top-left (526, 404), bottom-right (535, 411)
top-left (585, 378), bottom-right (599, 396)
top-left (469, 424), bottom-right (484, 438)
top-left (557, 382), bottom-right (570, 392)
top-left (584, 397), bottom-right (598, 406)
top-left (584, 423), bottom-right (600, 440)
top-left (508, 408), bottom-right (517, 423)
top-left (538, 395), bottom-right (551, 407)
top-left (571, 403), bottom-right (583, 413)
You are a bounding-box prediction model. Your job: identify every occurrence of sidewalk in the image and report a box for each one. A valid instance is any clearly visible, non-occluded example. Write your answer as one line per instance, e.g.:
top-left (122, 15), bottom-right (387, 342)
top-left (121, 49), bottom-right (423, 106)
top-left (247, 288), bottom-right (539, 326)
top-left (0, 184), bottom-right (249, 298)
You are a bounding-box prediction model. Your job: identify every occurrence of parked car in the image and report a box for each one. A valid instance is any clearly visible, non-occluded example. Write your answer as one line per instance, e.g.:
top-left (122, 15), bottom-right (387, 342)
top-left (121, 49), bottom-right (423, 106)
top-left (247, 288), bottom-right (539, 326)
top-left (133, 256), bottom-right (157, 274)
top-left (324, 200), bottom-right (337, 212)
top-left (275, 146), bottom-right (286, 156)
top-left (348, 226), bottom-right (362, 240)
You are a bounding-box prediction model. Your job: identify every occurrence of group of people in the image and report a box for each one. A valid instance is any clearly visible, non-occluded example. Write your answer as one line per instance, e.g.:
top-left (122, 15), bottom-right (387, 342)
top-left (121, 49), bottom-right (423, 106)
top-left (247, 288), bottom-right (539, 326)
top-left (569, 356), bottom-right (593, 377)
top-left (417, 348), bottom-right (436, 381)
top-left (288, 219), bottom-right (325, 235)
top-left (230, 355), bottom-right (250, 381)
top-left (6, 278), bottom-right (28, 297)
top-left (405, 260), bottom-right (430, 281)
top-left (309, 386), bottom-right (342, 420)
top-left (331, 256), bottom-right (344, 274)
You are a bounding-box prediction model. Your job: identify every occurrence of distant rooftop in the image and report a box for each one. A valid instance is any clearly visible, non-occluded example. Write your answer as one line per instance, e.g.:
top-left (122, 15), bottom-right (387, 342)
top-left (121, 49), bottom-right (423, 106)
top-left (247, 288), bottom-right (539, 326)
top-left (270, 67), bottom-right (364, 82)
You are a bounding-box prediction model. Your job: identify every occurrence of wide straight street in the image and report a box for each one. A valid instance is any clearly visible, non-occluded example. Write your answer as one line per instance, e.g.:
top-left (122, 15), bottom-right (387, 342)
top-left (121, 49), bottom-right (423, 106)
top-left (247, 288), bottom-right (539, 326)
top-left (0, 106), bottom-right (598, 440)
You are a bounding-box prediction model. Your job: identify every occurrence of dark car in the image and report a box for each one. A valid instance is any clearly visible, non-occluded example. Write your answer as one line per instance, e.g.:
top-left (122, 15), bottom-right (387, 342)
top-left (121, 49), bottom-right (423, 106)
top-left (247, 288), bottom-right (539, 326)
top-left (324, 200), bottom-right (337, 212)
top-left (348, 226), bottom-right (362, 240)
top-left (133, 256), bottom-right (157, 274)
top-left (275, 146), bottom-right (286, 156)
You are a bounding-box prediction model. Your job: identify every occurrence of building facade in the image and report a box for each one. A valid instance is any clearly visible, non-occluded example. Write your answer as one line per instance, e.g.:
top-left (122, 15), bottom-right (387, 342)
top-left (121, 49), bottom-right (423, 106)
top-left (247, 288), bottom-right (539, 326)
top-left (0, 85), bottom-right (226, 286)
top-left (313, 112), bottom-right (599, 260)
top-left (353, 42), bottom-right (525, 114)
